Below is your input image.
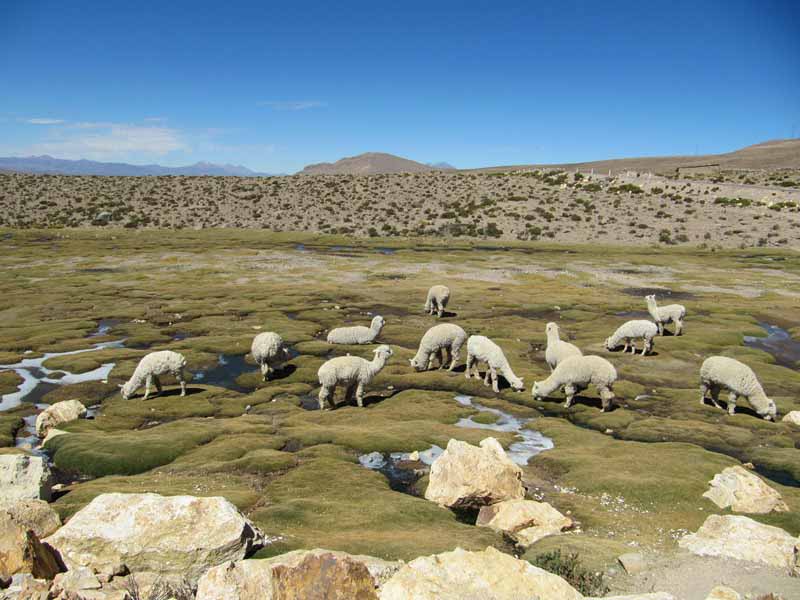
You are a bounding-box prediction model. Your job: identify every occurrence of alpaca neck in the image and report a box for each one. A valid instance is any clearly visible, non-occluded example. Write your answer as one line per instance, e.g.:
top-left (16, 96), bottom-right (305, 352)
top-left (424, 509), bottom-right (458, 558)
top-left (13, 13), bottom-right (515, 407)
top-left (546, 330), bottom-right (560, 344)
top-left (368, 355), bottom-right (387, 375)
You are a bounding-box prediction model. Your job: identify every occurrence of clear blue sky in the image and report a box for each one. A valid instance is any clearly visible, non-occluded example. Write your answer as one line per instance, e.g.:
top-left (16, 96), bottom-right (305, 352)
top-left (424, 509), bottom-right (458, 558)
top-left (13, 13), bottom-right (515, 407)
top-left (1, 0), bottom-right (798, 173)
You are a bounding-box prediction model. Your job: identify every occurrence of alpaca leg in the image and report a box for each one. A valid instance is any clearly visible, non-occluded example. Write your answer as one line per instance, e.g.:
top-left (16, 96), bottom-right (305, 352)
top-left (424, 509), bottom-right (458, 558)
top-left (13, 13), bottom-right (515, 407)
top-left (444, 347), bottom-right (453, 370)
top-left (345, 383), bottom-right (357, 405)
top-left (628, 339), bottom-right (636, 354)
top-left (657, 322), bottom-right (664, 336)
top-left (642, 338), bottom-right (650, 355)
top-left (465, 353), bottom-right (473, 379)
top-left (153, 376), bottom-right (162, 395)
top-left (449, 345), bottom-right (459, 371)
top-left (483, 367), bottom-right (491, 386)
top-left (709, 384), bottom-right (722, 409)
top-left (437, 349), bottom-right (446, 369)
top-left (318, 384), bottom-right (334, 410)
top-left (490, 366), bottom-right (499, 393)
top-left (176, 369), bottom-right (186, 396)
top-left (426, 354), bottom-right (435, 370)
top-left (563, 384), bottom-right (577, 409)
top-left (437, 303), bottom-right (444, 318)
top-left (727, 391), bottom-right (737, 416)
top-left (675, 319), bottom-right (683, 336)
top-left (260, 363), bottom-right (269, 381)
top-left (699, 382), bottom-right (709, 405)
top-left (623, 340), bottom-right (629, 353)
top-left (355, 383), bottom-right (365, 408)
top-left (143, 375), bottom-right (153, 400)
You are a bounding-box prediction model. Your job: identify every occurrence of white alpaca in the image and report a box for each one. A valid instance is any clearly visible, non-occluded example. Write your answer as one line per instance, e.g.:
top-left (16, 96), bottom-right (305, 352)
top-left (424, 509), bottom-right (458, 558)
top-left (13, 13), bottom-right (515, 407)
top-left (326, 315), bottom-right (385, 345)
top-left (645, 294), bottom-right (686, 335)
top-left (465, 335), bottom-right (524, 393)
top-left (700, 356), bottom-right (777, 421)
top-left (544, 322), bottom-right (582, 371)
top-left (251, 332), bottom-right (291, 381)
top-left (317, 345), bottom-right (393, 409)
top-left (120, 350), bottom-right (187, 400)
top-left (424, 285), bottom-right (451, 317)
top-left (409, 323), bottom-right (467, 371)
top-left (532, 355), bottom-right (617, 411)
top-left (604, 320), bottom-right (658, 355)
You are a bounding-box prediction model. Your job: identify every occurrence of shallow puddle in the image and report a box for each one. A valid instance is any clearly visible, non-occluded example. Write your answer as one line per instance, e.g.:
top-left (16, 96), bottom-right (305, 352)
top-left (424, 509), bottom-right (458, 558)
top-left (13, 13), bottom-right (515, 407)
top-left (191, 354), bottom-right (253, 392)
top-left (359, 394), bottom-right (553, 495)
top-left (621, 287), bottom-right (697, 300)
top-left (0, 340), bottom-right (123, 411)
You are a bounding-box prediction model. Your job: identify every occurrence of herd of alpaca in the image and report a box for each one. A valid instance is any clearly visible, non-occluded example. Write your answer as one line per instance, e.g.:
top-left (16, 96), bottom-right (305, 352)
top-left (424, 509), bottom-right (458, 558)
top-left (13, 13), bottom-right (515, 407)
top-left (119, 284), bottom-right (778, 421)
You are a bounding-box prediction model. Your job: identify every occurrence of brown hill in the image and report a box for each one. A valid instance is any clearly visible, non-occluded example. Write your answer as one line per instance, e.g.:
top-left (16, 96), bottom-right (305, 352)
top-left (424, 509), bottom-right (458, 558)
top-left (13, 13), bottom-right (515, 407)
top-left (299, 152), bottom-right (435, 175)
top-left (470, 138), bottom-right (800, 174)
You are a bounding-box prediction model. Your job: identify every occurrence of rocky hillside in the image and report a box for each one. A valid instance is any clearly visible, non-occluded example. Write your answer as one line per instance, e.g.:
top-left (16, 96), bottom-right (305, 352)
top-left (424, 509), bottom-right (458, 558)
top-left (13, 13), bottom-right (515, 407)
top-left (299, 152), bottom-right (436, 175)
top-left (1, 166), bottom-right (799, 248)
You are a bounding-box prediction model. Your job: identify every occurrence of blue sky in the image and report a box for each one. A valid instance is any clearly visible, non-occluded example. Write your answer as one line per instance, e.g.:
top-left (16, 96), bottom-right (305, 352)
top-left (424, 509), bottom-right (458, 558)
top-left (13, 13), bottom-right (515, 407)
top-left (1, 1), bottom-right (798, 173)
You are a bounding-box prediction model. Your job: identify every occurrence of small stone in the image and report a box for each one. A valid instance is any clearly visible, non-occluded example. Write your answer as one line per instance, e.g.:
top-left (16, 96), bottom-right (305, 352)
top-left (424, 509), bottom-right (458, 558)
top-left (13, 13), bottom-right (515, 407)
top-left (408, 451), bottom-right (420, 461)
top-left (604, 428), bottom-right (614, 435)
top-left (706, 585), bottom-right (742, 600)
top-left (781, 411), bottom-right (800, 426)
top-left (703, 466), bottom-right (788, 514)
top-left (617, 552), bottom-right (647, 575)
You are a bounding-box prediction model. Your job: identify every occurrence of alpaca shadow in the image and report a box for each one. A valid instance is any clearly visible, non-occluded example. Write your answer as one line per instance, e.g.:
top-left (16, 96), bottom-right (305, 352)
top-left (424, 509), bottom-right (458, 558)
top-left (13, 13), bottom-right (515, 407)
top-left (268, 364), bottom-right (297, 381)
top-left (660, 329), bottom-right (677, 337)
top-left (701, 398), bottom-right (764, 421)
top-left (471, 372), bottom-right (520, 392)
top-left (143, 387), bottom-right (204, 399)
top-left (565, 394), bottom-right (617, 412)
top-left (607, 348), bottom-right (660, 357)
top-left (439, 310), bottom-right (458, 318)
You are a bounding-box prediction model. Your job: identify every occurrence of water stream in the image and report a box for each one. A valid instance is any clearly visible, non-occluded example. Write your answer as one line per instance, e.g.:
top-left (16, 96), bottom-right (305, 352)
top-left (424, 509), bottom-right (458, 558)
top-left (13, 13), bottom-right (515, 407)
top-left (743, 323), bottom-right (800, 369)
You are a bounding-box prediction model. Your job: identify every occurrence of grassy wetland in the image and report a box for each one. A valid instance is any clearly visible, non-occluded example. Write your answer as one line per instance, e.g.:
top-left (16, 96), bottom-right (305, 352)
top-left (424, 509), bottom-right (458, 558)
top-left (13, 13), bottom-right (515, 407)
top-left (2, 228), bottom-right (799, 592)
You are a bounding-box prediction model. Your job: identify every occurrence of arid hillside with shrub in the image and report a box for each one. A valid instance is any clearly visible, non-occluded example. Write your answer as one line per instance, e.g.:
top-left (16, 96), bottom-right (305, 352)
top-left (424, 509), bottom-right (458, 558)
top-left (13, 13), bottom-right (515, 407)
top-left (1, 165), bottom-right (799, 248)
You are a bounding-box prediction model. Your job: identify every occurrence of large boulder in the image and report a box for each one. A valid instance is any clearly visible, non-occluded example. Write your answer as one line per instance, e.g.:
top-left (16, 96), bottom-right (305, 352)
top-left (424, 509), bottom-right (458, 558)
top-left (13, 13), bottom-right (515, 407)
top-left (196, 549), bottom-right (400, 600)
top-left (476, 499), bottom-right (572, 547)
top-left (45, 493), bottom-right (266, 583)
top-left (379, 546), bottom-right (582, 600)
top-left (0, 455), bottom-right (53, 506)
top-left (0, 511), bottom-right (63, 580)
top-left (1, 499), bottom-right (62, 538)
top-left (424, 438), bottom-right (525, 508)
top-left (678, 515), bottom-right (799, 573)
top-left (782, 411), bottom-right (800, 426)
top-left (35, 400), bottom-right (87, 437)
top-left (702, 466), bottom-right (788, 513)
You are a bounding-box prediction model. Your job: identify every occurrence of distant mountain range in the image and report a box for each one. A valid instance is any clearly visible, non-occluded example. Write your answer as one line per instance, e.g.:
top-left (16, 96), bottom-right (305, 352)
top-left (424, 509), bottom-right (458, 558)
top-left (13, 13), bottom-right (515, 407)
top-left (0, 155), bottom-right (273, 176)
top-left (298, 152), bottom-right (455, 175)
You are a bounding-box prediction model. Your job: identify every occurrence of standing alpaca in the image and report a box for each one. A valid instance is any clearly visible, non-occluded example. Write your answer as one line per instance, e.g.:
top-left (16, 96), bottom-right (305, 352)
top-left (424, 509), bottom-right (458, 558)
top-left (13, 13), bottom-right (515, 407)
top-left (409, 323), bottom-right (467, 371)
top-left (645, 294), bottom-right (686, 335)
top-left (317, 345), bottom-right (393, 409)
top-left (465, 335), bottom-right (524, 393)
top-left (120, 351), bottom-right (187, 400)
top-left (424, 285), bottom-right (451, 317)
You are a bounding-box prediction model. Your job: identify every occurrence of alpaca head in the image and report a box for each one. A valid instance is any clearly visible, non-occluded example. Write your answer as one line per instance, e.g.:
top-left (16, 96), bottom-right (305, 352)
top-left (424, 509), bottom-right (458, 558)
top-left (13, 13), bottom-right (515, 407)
top-left (761, 398), bottom-right (777, 421)
top-left (409, 357), bottom-right (423, 371)
top-left (374, 344), bottom-right (393, 361)
top-left (603, 336), bottom-right (613, 350)
top-left (508, 375), bottom-right (524, 392)
top-left (531, 381), bottom-right (543, 399)
top-left (545, 322), bottom-right (558, 337)
top-left (119, 381), bottom-right (134, 400)
top-left (371, 316), bottom-right (385, 331)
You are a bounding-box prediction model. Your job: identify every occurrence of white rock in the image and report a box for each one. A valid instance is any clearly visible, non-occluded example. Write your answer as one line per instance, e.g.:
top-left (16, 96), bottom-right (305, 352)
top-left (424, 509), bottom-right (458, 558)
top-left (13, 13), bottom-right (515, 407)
top-left (1, 498), bottom-right (61, 538)
top-left (475, 499), bottom-right (572, 547)
top-left (0, 454), bottom-right (53, 506)
top-left (196, 549), bottom-right (399, 600)
top-left (678, 515), bottom-right (799, 573)
top-left (705, 585), bottom-right (741, 600)
top-left (590, 594), bottom-right (675, 600)
top-left (424, 438), bottom-right (525, 508)
top-left (703, 466), bottom-right (788, 513)
top-left (782, 411), bottom-right (800, 426)
top-left (379, 546), bottom-right (582, 600)
top-left (35, 399), bottom-right (87, 437)
top-left (45, 493), bottom-right (266, 583)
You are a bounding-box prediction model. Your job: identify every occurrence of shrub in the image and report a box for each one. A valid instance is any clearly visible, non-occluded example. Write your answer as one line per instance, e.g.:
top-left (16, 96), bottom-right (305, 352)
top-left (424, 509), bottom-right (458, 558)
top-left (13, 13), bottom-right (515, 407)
top-left (530, 551), bottom-right (608, 596)
top-left (658, 229), bottom-right (673, 244)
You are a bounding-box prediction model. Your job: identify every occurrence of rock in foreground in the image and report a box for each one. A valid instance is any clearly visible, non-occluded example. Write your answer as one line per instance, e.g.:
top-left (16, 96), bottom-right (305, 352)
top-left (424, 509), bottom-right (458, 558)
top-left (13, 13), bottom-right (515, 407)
top-left (678, 514), bottom-right (799, 573)
top-left (35, 399), bottom-right (87, 437)
top-left (1, 499), bottom-right (61, 538)
top-left (0, 510), bottom-right (62, 579)
top-left (196, 549), bottom-right (400, 600)
top-left (45, 493), bottom-right (266, 583)
top-left (703, 465), bottom-right (788, 513)
top-left (379, 546), bottom-right (582, 600)
top-left (424, 438), bottom-right (525, 508)
top-left (0, 454), bottom-right (53, 506)
top-left (476, 499), bottom-right (572, 547)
